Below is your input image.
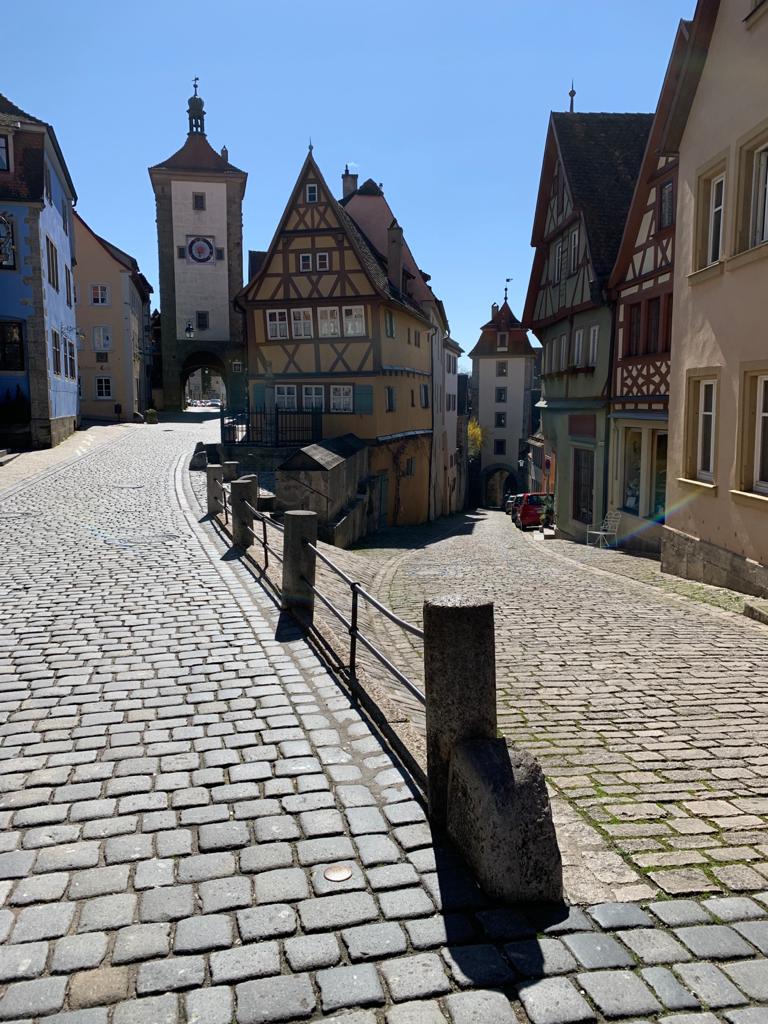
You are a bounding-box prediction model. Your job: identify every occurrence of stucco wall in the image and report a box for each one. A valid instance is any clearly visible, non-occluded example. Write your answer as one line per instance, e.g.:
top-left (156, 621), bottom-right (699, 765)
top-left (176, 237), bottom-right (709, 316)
top-left (172, 179), bottom-right (231, 342)
top-left (664, 3), bottom-right (768, 578)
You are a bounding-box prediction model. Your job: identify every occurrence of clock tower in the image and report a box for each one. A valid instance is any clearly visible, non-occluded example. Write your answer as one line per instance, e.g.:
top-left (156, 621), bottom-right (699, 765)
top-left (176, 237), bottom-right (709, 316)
top-left (149, 82), bottom-right (247, 410)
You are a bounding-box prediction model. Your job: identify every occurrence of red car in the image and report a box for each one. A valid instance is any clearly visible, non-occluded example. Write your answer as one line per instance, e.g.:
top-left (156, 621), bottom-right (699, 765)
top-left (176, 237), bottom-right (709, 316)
top-left (516, 492), bottom-right (549, 530)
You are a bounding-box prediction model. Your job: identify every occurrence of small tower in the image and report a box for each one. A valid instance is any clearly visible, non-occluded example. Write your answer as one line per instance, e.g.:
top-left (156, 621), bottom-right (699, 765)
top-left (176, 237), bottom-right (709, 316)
top-left (148, 83), bottom-right (248, 410)
top-left (568, 82), bottom-right (576, 113)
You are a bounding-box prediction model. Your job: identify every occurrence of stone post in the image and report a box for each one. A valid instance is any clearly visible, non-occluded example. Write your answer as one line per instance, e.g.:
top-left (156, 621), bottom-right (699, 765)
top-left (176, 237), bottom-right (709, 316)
top-left (231, 475), bottom-right (259, 549)
top-left (206, 464), bottom-right (224, 518)
top-left (281, 511), bottom-right (318, 622)
top-left (222, 460), bottom-right (240, 482)
top-left (423, 596), bottom-right (497, 828)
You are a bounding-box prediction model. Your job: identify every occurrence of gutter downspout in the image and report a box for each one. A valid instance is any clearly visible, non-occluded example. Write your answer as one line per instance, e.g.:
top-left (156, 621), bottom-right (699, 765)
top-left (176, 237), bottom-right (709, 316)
top-left (428, 327), bottom-right (437, 521)
top-left (602, 298), bottom-right (616, 525)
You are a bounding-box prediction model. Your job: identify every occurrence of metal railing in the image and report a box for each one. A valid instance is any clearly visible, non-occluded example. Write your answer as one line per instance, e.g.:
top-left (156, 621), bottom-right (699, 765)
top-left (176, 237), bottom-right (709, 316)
top-left (221, 410), bottom-right (323, 447)
top-left (243, 499), bottom-right (284, 570)
top-left (302, 539), bottom-right (425, 707)
top-left (213, 477), bottom-right (230, 525)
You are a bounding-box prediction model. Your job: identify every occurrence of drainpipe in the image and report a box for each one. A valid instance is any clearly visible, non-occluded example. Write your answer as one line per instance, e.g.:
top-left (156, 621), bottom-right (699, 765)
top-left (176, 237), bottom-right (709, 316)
top-left (602, 300), bottom-right (616, 524)
top-left (428, 326), bottom-right (437, 520)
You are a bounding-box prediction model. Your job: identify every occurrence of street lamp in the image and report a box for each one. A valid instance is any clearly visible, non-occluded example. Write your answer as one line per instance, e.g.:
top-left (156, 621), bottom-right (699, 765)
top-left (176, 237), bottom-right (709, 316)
top-left (185, 321), bottom-right (195, 340)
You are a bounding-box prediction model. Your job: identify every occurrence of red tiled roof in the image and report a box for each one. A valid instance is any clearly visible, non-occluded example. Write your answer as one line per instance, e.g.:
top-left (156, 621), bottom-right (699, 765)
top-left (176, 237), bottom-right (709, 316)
top-left (150, 133), bottom-right (245, 175)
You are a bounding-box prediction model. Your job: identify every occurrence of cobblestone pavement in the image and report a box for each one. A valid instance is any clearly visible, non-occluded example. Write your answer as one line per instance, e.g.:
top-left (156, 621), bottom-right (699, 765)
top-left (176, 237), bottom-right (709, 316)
top-left (0, 422), bottom-right (135, 497)
top-left (4, 428), bottom-right (768, 1023)
top-left (352, 511), bottom-right (768, 908)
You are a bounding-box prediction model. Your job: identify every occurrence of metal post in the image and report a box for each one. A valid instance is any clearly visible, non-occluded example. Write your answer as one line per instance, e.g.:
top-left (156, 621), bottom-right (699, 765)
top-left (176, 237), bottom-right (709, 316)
top-left (281, 510), bottom-right (318, 622)
top-left (231, 476), bottom-right (259, 549)
top-left (222, 460), bottom-right (239, 482)
top-left (349, 583), bottom-right (359, 701)
top-left (262, 517), bottom-right (269, 570)
top-left (206, 464), bottom-right (224, 517)
top-left (423, 596), bottom-right (497, 828)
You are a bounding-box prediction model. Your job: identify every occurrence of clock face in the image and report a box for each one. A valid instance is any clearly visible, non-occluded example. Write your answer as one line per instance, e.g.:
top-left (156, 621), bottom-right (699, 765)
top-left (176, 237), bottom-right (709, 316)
top-left (188, 236), bottom-right (214, 263)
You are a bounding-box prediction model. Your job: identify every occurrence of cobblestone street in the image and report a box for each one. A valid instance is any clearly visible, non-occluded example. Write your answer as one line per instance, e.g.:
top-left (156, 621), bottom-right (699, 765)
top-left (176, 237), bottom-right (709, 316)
top-left (3, 426), bottom-right (768, 1023)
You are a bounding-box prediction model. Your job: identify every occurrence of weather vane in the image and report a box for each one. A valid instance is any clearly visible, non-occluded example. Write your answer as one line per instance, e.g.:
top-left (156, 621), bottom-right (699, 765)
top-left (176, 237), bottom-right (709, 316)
top-left (504, 277), bottom-right (512, 302)
top-left (193, 76), bottom-right (199, 96)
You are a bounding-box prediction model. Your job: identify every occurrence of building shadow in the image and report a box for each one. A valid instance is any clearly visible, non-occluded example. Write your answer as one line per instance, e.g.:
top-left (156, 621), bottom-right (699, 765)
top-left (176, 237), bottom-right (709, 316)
top-left (350, 511), bottom-right (487, 554)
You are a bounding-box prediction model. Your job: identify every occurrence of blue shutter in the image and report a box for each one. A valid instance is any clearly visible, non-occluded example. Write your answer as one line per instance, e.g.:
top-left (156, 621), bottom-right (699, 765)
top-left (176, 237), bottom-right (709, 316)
top-left (354, 384), bottom-right (373, 415)
top-left (252, 382), bottom-right (266, 410)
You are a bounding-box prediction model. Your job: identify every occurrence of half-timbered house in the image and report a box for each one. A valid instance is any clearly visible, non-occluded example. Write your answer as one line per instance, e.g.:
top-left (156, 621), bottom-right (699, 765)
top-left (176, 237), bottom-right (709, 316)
top-left (606, 22), bottom-right (692, 553)
top-left (523, 112), bottom-right (653, 540)
top-left (238, 151), bottom-right (439, 526)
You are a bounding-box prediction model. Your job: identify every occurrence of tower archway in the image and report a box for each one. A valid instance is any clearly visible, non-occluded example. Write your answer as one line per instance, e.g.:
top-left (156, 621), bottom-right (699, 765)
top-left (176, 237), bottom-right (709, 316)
top-left (181, 351), bottom-right (227, 408)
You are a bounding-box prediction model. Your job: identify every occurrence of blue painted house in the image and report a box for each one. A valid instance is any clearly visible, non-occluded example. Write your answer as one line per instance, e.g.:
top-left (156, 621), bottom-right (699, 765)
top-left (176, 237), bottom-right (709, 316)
top-left (0, 94), bottom-right (78, 448)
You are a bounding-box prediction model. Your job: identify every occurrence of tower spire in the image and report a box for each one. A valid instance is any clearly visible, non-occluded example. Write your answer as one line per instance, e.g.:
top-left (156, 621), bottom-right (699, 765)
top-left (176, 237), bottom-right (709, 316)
top-left (187, 78), bottom-right (205, 135)
top-left (568, 81), bottom-right (576, 113)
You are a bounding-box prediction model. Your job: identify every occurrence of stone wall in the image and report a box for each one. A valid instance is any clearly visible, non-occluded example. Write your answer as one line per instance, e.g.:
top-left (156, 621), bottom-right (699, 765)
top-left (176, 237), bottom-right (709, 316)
top-left (661, 525), bottom-right (768, 599)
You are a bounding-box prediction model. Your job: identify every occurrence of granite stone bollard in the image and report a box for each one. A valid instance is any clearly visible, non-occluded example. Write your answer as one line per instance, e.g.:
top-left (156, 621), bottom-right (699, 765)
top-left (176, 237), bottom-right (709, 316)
top-left (206, 464), bottom-right (224, 518)
top-left (231, 475), bottom-right (259, 549)
top-left (447, 738), bottom-right (563, 902)
top-left (281, 511), bottom-right (318, 622)
top-left (222, 460), bottom-right (240, 482)
top-left (423, 597), bottom-right (497, 828)
top-left (189, 441), bottom-right (207, 471)
top-left (423, 595), bottom-right (562, 903)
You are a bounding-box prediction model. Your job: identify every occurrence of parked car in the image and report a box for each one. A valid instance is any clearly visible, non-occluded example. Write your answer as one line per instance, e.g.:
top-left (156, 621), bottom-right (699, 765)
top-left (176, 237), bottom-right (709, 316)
top-left (516, 492), bottom-right (550, 530)
top-left (504, 494), bottom-right (518, 515)
top-left (508, 494), bottom-right (525, 521)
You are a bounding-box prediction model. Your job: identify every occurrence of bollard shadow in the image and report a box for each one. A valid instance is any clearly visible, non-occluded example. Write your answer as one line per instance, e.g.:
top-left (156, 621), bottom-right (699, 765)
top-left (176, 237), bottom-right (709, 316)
top-left (274, 610), bottom-right (305, 643)
top-left (418, 825), bottom-right (554, 991)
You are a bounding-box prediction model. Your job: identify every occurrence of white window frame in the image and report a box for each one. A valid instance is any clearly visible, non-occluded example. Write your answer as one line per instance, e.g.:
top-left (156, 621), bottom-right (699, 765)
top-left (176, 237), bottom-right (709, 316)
top-left (305, 183), bottom-right (318, 203)
top-left (95, 376), bottom-right (112, 399)
top-left (708, 173), bottom-right (725, 265)
top-left (302, 384), bottom-right (324, 412)
top-left (754, 374), bottom-right (768, 495)
top-left (342, 305), bottom-right (365, 337)
top-left (231, 361), bottom-right (243, 373)
top-left (751, 147), bottom-right (768, 248)
top-left (588, 325), bottom-right (599, 367)
top-left (299, 253), bottom-right (312, 272)
top-left (267, 309), bottom-right (288, 340)
top-left (318, 307), bottom-right (340, 338)
top-left (291, 308), bottom-right (313, 339)
top-left (385, 310), bottom-right (395, 338)
top-left (330, 384), bottom-right (353, 413)
top-left (570, 229), bottom-right (579, 274)
top-left (573, 328), bottom-right (584, 366)
top-left (560, 333), bottom-right (568, 369)
top-left (316, 252), bottom-right (329, 271)
top-left (696, 379), bottom-right (717, 481)
top-left (92, 326), bottom-right (112, 352)
top-left (275, 384), bottom-right (297, 411)
top-left (497, 332), bottom-right (508, 351)
top-left (90, 284), bottom-right (110, 306)
top-left (554, 240), bottom-right (563, 283)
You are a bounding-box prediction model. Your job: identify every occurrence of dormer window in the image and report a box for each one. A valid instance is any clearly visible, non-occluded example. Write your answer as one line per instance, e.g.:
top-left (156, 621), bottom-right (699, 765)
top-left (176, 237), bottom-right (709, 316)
top-left (306, 183), bottom-right (318, 203)
top-left (497, 332), bottom-right (508, 351)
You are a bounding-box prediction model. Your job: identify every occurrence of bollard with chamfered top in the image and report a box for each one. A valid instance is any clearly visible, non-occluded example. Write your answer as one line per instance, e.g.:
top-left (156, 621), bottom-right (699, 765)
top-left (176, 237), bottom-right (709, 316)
top-left (222, 460), bottom-right (240, 482)
top-left (423, 597), bottom-right (497, 828)
top-left (206, 464), bottom-right (224, 518)
top-left (281, 510), bottom-right (318, 622)
top-left (230, 475), bottom-right (259, 548)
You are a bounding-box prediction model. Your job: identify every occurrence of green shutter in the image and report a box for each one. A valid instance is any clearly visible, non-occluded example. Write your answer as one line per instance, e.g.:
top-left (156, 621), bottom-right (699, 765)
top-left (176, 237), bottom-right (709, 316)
top-left (354, 384), bottom-right (373, 415)
top-left (252, 382), bottom-right (266, 411)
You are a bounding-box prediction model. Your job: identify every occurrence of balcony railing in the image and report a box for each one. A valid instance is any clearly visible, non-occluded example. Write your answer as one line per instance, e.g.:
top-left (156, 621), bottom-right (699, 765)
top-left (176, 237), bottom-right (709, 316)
top-left (221, 410), bottom-right (323, 446)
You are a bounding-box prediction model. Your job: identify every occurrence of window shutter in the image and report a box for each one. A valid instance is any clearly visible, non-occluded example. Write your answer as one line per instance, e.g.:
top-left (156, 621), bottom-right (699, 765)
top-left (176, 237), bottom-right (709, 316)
top-left (252, 382), bottom-right (266, 410)
top-left (354, 384), bottom-right (373, 414)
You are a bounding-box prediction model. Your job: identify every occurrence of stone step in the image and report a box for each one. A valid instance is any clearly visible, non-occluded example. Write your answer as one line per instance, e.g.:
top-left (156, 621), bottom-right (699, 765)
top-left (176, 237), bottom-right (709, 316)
top-left (0, 452), bottom-right (19, 468)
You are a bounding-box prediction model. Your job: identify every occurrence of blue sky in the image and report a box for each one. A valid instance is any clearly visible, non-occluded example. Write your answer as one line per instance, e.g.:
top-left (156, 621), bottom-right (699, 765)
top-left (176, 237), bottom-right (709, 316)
top-left (5, 0), bottom-right (692, 369)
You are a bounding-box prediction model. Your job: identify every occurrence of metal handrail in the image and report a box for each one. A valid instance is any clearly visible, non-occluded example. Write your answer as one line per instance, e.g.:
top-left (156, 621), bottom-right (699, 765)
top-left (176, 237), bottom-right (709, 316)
top-left (299, 538), bottom-right (424, 707)
top-left (243, 500), bottom-right (284, 532)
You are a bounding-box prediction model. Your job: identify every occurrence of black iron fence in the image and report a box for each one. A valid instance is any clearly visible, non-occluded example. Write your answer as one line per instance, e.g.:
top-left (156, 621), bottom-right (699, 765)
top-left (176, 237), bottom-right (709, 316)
top-left (221, 410), bottom-right (323, 447)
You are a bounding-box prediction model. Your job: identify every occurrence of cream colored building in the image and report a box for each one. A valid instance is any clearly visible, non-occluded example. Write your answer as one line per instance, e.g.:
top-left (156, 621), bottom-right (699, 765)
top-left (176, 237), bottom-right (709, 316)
top-left (661, 0), bottom-right (768, 596)
top-left (73, 213), bottom-right (152, 422)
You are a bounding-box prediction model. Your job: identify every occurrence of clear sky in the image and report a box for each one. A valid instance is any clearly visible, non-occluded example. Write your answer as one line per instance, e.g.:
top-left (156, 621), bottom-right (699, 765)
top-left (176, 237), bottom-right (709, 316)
top-left (4, 0), bottom-right (692, 370)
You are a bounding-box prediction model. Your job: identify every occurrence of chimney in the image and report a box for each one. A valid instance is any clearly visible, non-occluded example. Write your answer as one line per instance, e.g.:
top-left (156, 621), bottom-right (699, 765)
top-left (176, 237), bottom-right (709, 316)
top-left (491, 302), bottom-right (499, 318)
top-left (342, 164), bottom-right (358, 198)
top-left (387, 220), bottom-right (404, 292)
top-left (221, 145), bottom-right (229, 161)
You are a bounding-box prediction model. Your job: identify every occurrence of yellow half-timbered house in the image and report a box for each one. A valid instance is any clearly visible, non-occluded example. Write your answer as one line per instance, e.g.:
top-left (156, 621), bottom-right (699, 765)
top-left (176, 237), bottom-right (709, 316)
top-left (238, 151), bottom-right (437, 526)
